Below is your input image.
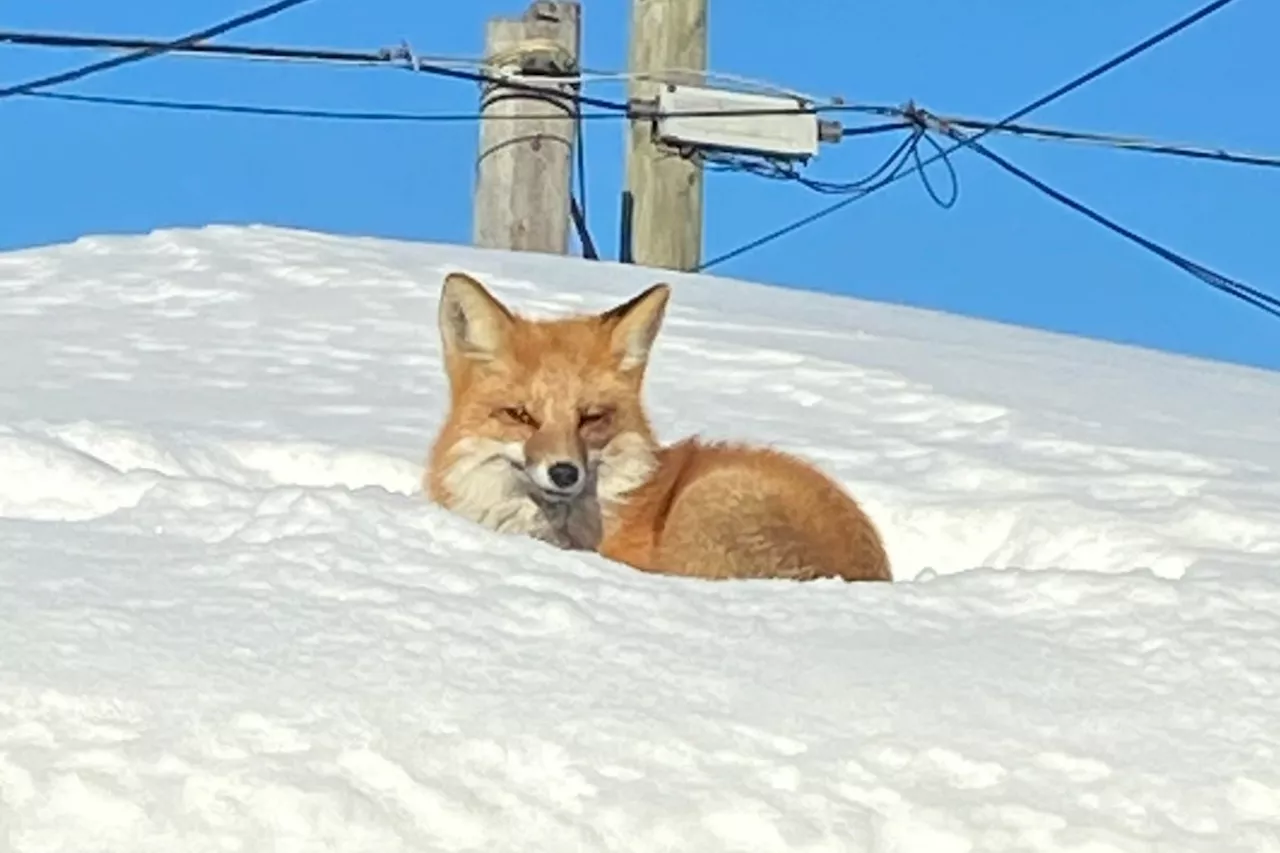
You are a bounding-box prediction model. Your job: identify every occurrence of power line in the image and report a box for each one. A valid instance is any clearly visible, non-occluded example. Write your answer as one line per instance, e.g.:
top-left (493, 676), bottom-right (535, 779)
top-left (1, 31), bottom-right (819, 107)
top-left (951, 130), bottom-right (1280, 320)
top-left (10, 12), bottom-right (1273, 164)
top-left (13, 24), bottom-right (1279, 173)
top-left (6, 0), bottom-right (1272, 306)
top-left (0, 30), bottom-right (471, 70)
top-left (694, 128), bottom-right (961, 270)
top-left (0, 29), bottom-right (860, 116)
top-left (570, 104), bottom-right (597, 260)
top-left (0, 28), bottom-right (634, 114)
top-left (0, 29), bottom-right (840, 107)
top-left (20, 79), bottom-right (1280, 180)
top-left (19, 20), bottom-right (1275, 173)
top-left (403, 55), bottom-right (630, 113)
top-left (702, 126), bottom-right (958, 204)
top-left (0, 35), bottom-right (857, 124)
top-left (20, 78), bottom-right (1280, 181)
top-left (22, 88), bottom-right (846, 125)
top-left (921, 111), bottom-right (1280, 170)
top-left (841, 120), bottom-right (913, 138)
top-left (0, 0), bottom-right (318, 99)
top-left (19, 89), bottom-right (630, 123)
top-left (698, 0), bottom-right (1243, 271)
top-left (1, 28), bottom-right (940, 123)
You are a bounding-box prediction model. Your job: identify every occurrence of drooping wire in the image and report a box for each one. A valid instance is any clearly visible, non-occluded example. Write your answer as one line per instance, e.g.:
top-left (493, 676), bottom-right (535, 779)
top-left (0, 30), bottom-right (842, 108)
top-left (569, 102), bottom-right (599, 260)
top-left (11, 20), bottom-right (1278, 171)
top-left (0, 0), bottom-right (319, 99)
top-left (930, 113), bottom-right (1280, 170)
top-left (21, 89), bottom-right (510, 122)
top-left (701, 124), bottom-right (958, 207)
top-left (0, 26), bottom-right (635, 114)
top-left (18, 89), bottom-right (631, 123)
top-left (18, 80), bottom-right (1280, 179)
top-left (841, 120), bottom-right (913, 138)
top-left (698, 125), bottom-right (960, 270)
top-left (0, 29), bottom-right (476, 70)
top-left (697, 0), bottom-right (1244, 271)
top-left (5, 0), bottom-right (1271, 307)
top-left (576, 113), bottom-right (589, 224)
top-left (949, 129), bottom-right (1280, 320)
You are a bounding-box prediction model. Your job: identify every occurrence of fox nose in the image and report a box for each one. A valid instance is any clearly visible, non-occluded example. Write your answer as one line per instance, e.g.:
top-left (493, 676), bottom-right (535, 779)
top-left (547, 461), bottom-right (581, 490)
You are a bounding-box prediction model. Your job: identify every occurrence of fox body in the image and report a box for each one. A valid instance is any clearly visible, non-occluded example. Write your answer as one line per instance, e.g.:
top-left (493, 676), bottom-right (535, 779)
top-left (426, 272), bottom-right (891, 583)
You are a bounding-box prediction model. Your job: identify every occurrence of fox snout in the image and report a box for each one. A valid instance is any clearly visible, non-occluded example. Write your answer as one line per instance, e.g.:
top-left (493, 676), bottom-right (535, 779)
top-left (523, 429), bottom-right (589, 501)
top-left (526, 456), bottom-right (586, 501)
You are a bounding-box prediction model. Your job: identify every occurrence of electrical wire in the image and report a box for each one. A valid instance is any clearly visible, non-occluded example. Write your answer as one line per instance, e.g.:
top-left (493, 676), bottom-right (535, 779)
top-left (951, 129), bottom-right (1280, 319)
top-left (403, 56), bottom-right (631, 113)
top-left (575, 66), bottom-right (832, 105)
top-left (21, 76), bottom-right (1277, 179)
top-left (570, 104), bottom-right (598, 260)
top-left (0, 30), bottom-right (855, 111)
top-left (920, 112), bottom-right (1280, 170)
top-left (0, 28), bottom-right (634, 114)
top-left (697, 126), bottom-right (953, 268)
top-left (701, 124), bottom-right (958, 206)
top-left (10, 26), bottom-right (1277, 173)
top-left (0, 0), bottom-right (319, 99)
top-left (19, 78), bottom-right (1280, 181)
top-left (6, 0), bottom-right (1271, 312)
top-left (0, 30), bottom-right (832, 101)
top-left (694, 127), bottom-right (959, 270)
top-left (19, 89), bottom-right (629, 123)
top-left (0, 30), bottom-right (480, 70)
top-left (575, 114), bottom-right (589, 222)
top-left (841, 120), bottom-right (913, 138)
top-left (698, 0), bottom-right (1243, 271)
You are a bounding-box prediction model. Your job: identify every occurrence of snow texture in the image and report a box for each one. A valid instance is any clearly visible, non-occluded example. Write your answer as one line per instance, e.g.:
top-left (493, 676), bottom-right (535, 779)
top-left (1, 225), bottom-right (1278, 852)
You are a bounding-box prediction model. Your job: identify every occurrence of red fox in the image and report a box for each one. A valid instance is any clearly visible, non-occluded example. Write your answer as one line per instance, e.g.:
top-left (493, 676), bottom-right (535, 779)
top-left (425, 271), bottom-right (892, 582)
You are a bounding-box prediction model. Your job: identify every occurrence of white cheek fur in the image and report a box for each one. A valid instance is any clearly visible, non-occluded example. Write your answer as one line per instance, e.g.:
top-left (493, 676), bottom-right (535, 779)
top-left (438, 432), bottom-right (657, 550)
top-left (438, 436), bottom-right (541, 534)
top-left (594, 432), bottom-right (658, 506)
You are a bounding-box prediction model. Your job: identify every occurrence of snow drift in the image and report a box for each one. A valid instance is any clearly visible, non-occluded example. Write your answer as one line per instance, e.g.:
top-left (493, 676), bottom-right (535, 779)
top-left (1, 225), bottom-right (1278, 852)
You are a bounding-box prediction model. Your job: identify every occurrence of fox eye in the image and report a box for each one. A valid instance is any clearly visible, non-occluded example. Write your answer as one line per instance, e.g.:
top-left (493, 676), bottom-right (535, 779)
top-left (497, 405), bottom-right (539, 428)
top-left (579, 407), bottom-right (613, 429)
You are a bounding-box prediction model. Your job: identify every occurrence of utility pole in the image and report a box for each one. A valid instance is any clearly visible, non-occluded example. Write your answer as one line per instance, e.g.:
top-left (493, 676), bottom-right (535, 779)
top-left (473, 1), bottom-right (581, 256)
top-left (625, 0), bottom-right (708, 272)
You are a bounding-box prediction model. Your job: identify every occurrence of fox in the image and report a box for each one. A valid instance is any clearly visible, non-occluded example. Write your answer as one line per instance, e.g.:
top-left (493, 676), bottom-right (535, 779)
top-left (425, 271), bottom-right (892, 583)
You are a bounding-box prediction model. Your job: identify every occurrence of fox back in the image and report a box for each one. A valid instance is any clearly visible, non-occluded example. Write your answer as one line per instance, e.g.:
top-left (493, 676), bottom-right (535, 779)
top-left (598, 437), bottom-right (893, 582)
top-left (425, 272), bottom-right (669, 550)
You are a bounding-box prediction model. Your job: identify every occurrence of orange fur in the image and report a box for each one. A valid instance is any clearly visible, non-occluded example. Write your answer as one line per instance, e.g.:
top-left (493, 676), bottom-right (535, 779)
top-left (425, 271), bottom-right (891, 583)
top-left (599, 438), bottom-right (891, 582)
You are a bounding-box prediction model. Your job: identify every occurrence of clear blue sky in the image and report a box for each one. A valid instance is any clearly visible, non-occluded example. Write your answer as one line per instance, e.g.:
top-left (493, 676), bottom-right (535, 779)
top-left (3, 1), bottom-right (1278, 372)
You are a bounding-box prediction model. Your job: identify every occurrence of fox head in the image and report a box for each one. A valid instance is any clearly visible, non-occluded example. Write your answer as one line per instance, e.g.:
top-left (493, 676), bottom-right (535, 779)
top-left (426, 271), bottom-right (670, 549)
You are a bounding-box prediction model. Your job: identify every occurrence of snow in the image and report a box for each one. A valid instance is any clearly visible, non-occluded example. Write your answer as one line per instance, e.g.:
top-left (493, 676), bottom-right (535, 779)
top-left (2, 224), bottom-right (1278, 852)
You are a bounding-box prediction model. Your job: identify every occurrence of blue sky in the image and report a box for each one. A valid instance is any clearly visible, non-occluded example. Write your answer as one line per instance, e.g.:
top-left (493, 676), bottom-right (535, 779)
top-left (3, 0), bottom-right (1278, 372)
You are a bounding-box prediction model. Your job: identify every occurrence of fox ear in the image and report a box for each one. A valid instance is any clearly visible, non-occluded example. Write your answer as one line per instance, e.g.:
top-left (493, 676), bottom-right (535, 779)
top-left (600, 283), bottom-right (671, 372)
top-left (439, 272), bottom-right (515, 361)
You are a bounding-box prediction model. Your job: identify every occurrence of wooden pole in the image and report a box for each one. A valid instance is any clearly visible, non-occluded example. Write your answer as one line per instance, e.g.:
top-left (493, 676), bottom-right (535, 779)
top-left (625, 0), bottom-right (707, 272)
top-left (473, 1), bottom-right (581, 256)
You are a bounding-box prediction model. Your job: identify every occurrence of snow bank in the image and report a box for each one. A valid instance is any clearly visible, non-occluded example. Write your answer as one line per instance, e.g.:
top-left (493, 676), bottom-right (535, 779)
top-left (1, 225), bottom-right (1277, 852)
